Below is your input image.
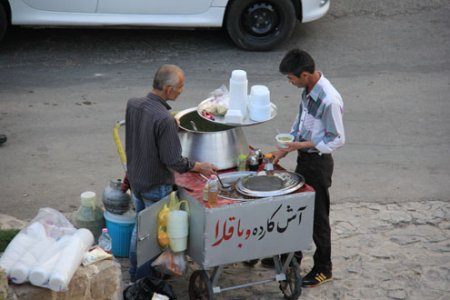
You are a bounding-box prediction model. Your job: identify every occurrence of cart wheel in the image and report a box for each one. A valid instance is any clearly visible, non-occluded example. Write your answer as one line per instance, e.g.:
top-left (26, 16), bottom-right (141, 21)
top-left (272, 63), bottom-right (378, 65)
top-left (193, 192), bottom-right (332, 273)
top-left (279, 260), bottom-right (302, 300)
top-left (189, 270), bottom-right (214, 300)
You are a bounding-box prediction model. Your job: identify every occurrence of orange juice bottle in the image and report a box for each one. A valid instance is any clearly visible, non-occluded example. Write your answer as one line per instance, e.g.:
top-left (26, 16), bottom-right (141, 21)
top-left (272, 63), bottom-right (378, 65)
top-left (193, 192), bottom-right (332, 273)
top-left (207, 175), bottom-right (219, 207)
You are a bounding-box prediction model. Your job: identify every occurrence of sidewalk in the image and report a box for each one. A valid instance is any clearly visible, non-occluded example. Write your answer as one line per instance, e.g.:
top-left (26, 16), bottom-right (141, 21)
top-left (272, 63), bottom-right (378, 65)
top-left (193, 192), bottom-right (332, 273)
top-left (2, 200), bottom-right (449, 299)
top-left (121, 200), bottom-right (449, 300)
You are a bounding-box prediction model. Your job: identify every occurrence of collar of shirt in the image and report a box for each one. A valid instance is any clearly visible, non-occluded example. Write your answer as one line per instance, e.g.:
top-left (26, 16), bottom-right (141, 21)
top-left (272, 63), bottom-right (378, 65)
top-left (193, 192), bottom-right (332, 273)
top-left (305, 72), bottom-right (325, 102)
top-left (146, 92), bottom-right (172, 111)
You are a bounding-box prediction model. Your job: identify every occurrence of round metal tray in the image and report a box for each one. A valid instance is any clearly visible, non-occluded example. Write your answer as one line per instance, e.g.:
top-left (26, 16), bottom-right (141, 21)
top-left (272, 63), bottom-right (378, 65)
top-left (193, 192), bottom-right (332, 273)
top-left (236, 171), bottom-right (305, 198)
top-left (197, 97), bottom-right (277, 127)
top-left (217, 171), bottom-right (257, 201)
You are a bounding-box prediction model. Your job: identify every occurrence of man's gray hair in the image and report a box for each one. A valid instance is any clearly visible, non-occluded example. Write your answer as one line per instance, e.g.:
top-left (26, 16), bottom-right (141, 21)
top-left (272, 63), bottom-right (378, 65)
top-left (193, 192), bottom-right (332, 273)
top-left (153, 64), bottom-right (183, 90)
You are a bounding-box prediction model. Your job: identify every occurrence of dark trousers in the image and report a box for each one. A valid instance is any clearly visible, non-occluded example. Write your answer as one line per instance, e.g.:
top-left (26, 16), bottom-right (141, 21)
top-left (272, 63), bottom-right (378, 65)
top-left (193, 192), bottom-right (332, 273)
top-left (295, 152), bottom-right (334, 272)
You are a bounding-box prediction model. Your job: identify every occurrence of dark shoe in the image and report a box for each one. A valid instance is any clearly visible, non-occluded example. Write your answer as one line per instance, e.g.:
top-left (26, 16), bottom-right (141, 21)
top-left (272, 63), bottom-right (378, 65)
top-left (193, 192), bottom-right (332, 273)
top-left (302, 268), bottom-right (332, 287)
top-left (0, 134), bottom-right (6, 145)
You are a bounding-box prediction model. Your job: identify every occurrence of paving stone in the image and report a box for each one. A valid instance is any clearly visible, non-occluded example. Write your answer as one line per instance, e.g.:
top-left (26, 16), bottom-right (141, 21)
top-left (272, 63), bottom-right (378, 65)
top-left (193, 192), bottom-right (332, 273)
top-left (2, 200), bottom-right (449, 299)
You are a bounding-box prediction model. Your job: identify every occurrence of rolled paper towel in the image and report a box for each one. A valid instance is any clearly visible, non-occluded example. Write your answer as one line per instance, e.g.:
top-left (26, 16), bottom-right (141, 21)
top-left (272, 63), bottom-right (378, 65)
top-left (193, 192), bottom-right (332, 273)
top-left (9, 237), bottom-right (54, 284)
top-left (37, 235), bottom-right (71, 263)
top-left (29, 253), bottom-right (61, 286)
top-left (29, 236), bottom-right (71, 287)
top-left (73, 228), bottom-right (95, 249)
top-left (48, 229), bottom-right (94, 292)
top-left (24, 222), bottom-right (48, 240)
top-left (9, 261), bottom-right (30, 284)
top-left (0, 232), bottom-right (35, 273)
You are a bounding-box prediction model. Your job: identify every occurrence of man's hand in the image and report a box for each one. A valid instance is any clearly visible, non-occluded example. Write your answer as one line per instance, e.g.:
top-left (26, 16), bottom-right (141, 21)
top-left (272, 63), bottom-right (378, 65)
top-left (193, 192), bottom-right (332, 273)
top-left (272, 150), bottom-right (288, 165)
top-left (272, 140), bottom-right (316, 164)
top-left (120, 174), bottom-right (130, 193)
top-left (192, 162), bottom-right (218, 177)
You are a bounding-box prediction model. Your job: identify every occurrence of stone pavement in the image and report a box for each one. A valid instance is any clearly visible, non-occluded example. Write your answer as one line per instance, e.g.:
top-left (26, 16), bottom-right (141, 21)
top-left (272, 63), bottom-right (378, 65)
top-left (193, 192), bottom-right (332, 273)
top-left (2, 200), bottom-right (449, 299)
top-left (121, 200), bottom-right (450, 300)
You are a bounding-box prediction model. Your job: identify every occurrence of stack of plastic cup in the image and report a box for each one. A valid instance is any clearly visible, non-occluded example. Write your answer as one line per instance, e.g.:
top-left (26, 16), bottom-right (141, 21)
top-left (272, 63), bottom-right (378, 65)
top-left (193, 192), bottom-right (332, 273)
top-left (249, 85), bottom-right (271, 122)
top-left (167, 211), bottom-right (189, 252)
top-left (225, 70), bottom-right (248, 124)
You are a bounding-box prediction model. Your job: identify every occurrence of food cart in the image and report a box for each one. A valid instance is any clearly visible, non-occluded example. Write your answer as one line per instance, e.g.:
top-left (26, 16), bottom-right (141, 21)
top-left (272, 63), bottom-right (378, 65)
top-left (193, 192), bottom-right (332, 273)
top-left (117, 77), bottom-right (316, 298)
top-left (136, 170), bottom-right (315, 300)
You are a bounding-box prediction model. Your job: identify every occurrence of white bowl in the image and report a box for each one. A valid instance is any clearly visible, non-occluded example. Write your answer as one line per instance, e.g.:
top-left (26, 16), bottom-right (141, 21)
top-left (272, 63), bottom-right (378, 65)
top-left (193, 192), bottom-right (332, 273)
top-left (276, 133), bottom-right (294, 148)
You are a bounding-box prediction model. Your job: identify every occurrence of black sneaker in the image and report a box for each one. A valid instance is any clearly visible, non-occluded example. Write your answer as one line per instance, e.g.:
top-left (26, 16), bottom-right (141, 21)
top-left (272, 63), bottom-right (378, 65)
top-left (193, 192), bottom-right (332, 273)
top-left (0, 134), bottom-right (6, 145)
top-left (302, 268), bottom-right (332, 287)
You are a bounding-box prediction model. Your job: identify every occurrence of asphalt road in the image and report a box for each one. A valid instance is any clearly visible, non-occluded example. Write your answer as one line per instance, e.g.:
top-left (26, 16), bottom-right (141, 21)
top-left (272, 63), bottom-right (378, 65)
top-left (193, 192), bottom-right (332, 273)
top-left (0, 0), bottom-right (449, 220)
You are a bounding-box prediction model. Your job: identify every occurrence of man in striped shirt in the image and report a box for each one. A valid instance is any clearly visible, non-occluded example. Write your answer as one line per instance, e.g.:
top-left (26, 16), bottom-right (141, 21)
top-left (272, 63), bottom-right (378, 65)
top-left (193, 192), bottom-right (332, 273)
top-left (125, 64), bottom-right (217, 282)
top-left (271, 49), bottom-right (345, 287)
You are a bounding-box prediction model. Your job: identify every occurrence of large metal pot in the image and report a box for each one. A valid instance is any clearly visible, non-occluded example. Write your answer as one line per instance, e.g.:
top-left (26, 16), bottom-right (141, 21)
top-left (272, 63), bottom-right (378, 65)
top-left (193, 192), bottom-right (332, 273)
top-left (176, 108), bottom-right (248, 170)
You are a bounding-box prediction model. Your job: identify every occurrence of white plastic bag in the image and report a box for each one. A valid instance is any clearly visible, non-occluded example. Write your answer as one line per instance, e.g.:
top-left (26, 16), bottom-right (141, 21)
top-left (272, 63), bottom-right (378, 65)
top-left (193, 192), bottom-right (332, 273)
top-left (0, 207), bottom-right (94, 291)
top-left (151, 249), bottom-right (186, 276)
top-left (201, 85), bottom-right (230, 116)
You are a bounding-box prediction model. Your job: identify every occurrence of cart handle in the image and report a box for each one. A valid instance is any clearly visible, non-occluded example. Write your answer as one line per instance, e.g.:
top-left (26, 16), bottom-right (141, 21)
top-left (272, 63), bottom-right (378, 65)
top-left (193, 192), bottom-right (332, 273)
top-left (114, 112), bottom-right (178, 171)
top-left (113, 120), bottom-right (127, 171)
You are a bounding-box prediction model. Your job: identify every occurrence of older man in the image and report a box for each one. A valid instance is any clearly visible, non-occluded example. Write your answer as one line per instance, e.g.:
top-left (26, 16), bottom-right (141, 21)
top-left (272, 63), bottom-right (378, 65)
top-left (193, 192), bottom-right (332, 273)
top-left (125, 64), bottom-right (217, 282)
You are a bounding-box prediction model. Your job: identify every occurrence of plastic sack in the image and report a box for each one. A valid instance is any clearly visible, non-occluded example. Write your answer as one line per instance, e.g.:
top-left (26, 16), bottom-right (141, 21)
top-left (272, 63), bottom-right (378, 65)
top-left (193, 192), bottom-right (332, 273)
top-left (81, 246), bottom-right (113, 266)
top-left (0, 207), bottom-right (94, 291)
top-left (200, 85), bottom-right (229, 116)
top-left (151, 249), bottom-right (186, 276)
top-left (123, 272), bottom-right (177, 300)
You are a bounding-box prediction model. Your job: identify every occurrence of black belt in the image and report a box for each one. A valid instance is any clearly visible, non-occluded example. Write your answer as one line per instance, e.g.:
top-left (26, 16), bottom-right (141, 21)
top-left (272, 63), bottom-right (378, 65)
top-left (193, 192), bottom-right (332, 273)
top-left (298, 151), bottom-right (331, 157)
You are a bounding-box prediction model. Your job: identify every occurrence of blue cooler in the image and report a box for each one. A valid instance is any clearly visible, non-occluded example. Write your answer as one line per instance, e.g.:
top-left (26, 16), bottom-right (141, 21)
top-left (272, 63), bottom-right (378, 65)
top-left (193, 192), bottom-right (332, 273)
top-left (104, 210), bottom-right (136, 257)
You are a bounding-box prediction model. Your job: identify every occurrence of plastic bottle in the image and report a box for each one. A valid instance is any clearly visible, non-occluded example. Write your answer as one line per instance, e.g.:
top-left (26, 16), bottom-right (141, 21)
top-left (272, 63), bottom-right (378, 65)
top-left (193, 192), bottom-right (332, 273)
top-left (75, 191), bottom-right (105, 242)
top-left (237, 154), bottom-right (247, 171)
top-left (202, 181), bottom-right (209, 202)
top-left (207, 175), bottom-right (219, 207)
top-left (98, 228), bottom-right (112, 253)
top-left (263, 153), bottom-right (274, 176)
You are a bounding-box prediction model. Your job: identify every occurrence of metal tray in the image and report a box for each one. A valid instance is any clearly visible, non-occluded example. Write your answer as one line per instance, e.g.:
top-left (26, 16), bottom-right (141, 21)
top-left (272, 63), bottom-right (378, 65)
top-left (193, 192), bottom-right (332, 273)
top-left (236, 171), bottom-right (305, 198)
top-left (217, 171), bottom-right (257, 201)
top-left (197, 97), bottom-right (277, 127)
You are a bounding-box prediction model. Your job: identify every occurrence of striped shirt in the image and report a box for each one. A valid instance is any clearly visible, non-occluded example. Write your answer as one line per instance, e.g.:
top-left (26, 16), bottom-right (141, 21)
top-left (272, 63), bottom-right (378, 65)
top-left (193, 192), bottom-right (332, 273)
top-left (290, 74), bottom-right (345, 154)
top-left (125, 93), bottom-right (195, 193)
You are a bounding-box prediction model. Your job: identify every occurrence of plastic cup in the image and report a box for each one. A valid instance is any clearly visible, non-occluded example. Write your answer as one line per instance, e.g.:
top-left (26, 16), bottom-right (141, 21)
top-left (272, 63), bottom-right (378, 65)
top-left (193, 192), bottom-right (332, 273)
top-left (167, 210), bottom-right (188, 238)
top-left (276, 133), bottom-right (294, 148)
top-left (169, 236), bottom-right (187, 252)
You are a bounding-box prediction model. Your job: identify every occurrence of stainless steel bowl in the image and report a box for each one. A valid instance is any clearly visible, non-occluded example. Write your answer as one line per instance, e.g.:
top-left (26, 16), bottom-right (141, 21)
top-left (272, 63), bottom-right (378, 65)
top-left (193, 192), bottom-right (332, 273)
top-left (176, 108), bottom-right (249, 170)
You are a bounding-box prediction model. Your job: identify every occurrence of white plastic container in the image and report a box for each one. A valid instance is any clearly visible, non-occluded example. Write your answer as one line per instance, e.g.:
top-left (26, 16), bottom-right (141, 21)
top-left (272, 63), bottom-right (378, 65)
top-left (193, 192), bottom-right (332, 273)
top-left (249, 85), bottom-right (271, 122)
top-left (225, 70), bottom-right (248, 123)
top-left (167, 210), bottom-right (189, 252)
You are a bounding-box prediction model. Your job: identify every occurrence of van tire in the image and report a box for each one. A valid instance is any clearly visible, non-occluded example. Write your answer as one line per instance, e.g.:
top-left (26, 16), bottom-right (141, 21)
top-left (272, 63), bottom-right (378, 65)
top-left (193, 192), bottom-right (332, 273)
top-left (226, 0), bottom-right (297, 51)
top-left (0, 4), bottom-right (7, 41)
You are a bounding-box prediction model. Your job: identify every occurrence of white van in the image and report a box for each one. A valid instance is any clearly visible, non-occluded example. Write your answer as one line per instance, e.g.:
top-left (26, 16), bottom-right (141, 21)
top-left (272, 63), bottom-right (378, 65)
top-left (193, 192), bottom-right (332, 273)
top-left (0, 0), bottom-right (330, 50)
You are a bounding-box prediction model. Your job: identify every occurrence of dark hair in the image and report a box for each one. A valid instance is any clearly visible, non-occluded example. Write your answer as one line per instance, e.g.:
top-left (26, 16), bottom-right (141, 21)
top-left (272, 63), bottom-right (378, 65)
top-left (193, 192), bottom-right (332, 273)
top-left (279, 49), bottom-right (315, 76)
top-left (153, 64), bottom-right (183, 90)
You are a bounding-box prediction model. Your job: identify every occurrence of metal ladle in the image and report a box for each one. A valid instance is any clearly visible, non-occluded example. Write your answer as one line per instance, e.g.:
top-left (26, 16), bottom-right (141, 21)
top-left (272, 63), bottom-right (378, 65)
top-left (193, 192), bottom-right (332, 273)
top-left (190, 120), bottom-right (199, 132)
top-left (200, 173), bottom-right (232, 191)
top-left (216, 174), bottom-right (232, 191)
